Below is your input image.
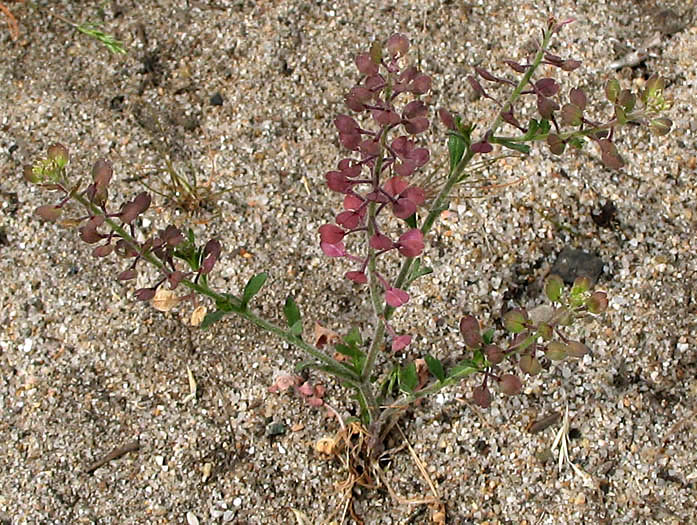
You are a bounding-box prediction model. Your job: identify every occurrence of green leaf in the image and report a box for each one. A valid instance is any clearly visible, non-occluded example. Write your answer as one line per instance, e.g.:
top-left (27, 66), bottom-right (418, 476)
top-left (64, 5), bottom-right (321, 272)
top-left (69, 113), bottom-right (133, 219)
top-left (200, 310), bottom-right (226, 330)
top-left (406, 258), bottom-right (433, 286)
top-left (447, 359), bottom-right (478, 380)
top-left (344, 326), bottom-right (362, 347)
top-left (241, 272), bottom-right (268, 307)
top-left (296, 362), bottom-right (360, 382)
top-left (567, 136), bottom-right (585, 149)
top-left (472, 348), bottom-right (486, 367)
top-left (283, 296), bottom-right (301, 328)
top-left (495, 138), bottom-right (531, 154)
top-left (215, 296), bottom-right (236, 312)
top-left (335, 343), bottom-right (362, 361)
top-left (289, 319), bottom-right (303, 336)
top-left (482, 328), bottom-right (495, 345)
top-left (538, 119), bottom-right (551, 135)
top-left (522, 118), bottom-right (539, 140)
top-left (544, 274), bottom-right (564, 302)
top-left (503, 309), bottom-right (528, 333)
top-left (404, 212), bottom-right (418, 229)
top-left (336, 331), bottom-right (366, 373)
top-left (425, 354), bottom-right (445, 382)
top-left (399, 362), bottom-right (418, 393)
top-left (605, 79), bottom-right (620, 103)
top-left (447, 132), bottom-right (466, 171)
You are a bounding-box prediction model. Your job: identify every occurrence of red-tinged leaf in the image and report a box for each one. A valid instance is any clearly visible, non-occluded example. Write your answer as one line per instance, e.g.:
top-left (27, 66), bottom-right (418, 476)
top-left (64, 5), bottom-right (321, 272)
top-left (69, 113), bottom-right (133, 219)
top-left (546, 133), bottom-right (565, 155)
top-left (297, 381), bottom-right (314, 397)
top-left (467, 75), bottom-right (486, 97)
top-left (617, 89), bottom-right (636, 112)
top-left (385, 287), bottom-right (409, 307)
top-left (321, 241), bottom-right (346, 257)
top-left (598, 139), bottom-right (624, 170)
top-left (306, 396), bottom-right (324, 407)
top-left (587, 291), bottom-right (608, 313)
top-left (201, 239), bottom-right (221, 274)
top-left (386, 33), bottom-right (409, 56)
top-left (404, 117), bottom-right (429, 135)
top-left (115, 239), bottom-right (139, 258)
top-left (503, 59), bottom-right (527, 73)
top-left (319, 224), bottom-right (345, 244)
top-left (471, 141), bottom-right (493, 154)
top-left (161, 225), bottom-right (184, 246)
top-left (459, 315), bottom-right (482, 348)
top-left (650, 118), bottom-right (672, 136)
top-left (335, 114), bottom-right (359, 133)
top-left (168, 270), bottom-right (186, 289)
top-left (359, 138), bottom-right (380, 156)
top-left (23, 165), bottom-right (40, 183)
top-left (345, 86), bottom-right (372, 111)
top-left (336, 210), bottom-right (361, 229)
top-left (499, 374), bottom-right (522, 395)
top-left (397, 229), bottom-right (424, 257)
top-left (403, 100), bottom-right (427, 119)
top-left (475, 67), bottom-right (498, 82)
top-left (118, 269), bottom-right (137, 281)
top-left (561, 103), bottom-right (583, 126)
top-left (438, 108), bottom-right (455, 129)
top-left (92, 244), bottom-right (113, 257)
top-left (569, 88), bottom-right (587, 109)
top-left (373, 109), bottom-right (401, 126)
top-left (47, 143), bottom-right (69, 165)
top-left (484, 344), bottom-right (504, 365)
top-left (120, 192), bottom-right (151, 224)
top-left (79, 223), bottom-right (104, 244)
top-left (472, 385), bottom-right (491, 408)
top-left (92, 159), bottom-right (113, 188)
top-left (395, 159), bottom-right (416, 177)
top-left (134, 288), bottom-right (156, 301)
top-left (537, 95), bottom-right (559, 119)
top-left (503, 309), bottom-right (528, 333)
top-left (325, 170), bottom-right (352, 193)
top-left (409, 74), bottom-right (431, 94)
top-left (536, 78), bottom-right (559, 97)
top-left (35, 205), bottom-right (62, 221)
top-left (369, 233), bottom-right (393, 251)
top-left (567, 341), bottom-right (590, 357)
top-left (392, 197), bottom-right (416, 219)
top-left (384, 176), bottom-right (408, 196)
top-left (343, 194), bottom-right (363, 210)
top-left (402, 186), bottom-right (425, 206)
top-left (345, 271), bottom-right (367, 284)
top-left (355, 53), bottom-right (378, 76)
top-left (560, 59), bottom-right (581, 71)
top-left (502, 110), bottom-right (522, 129)
top-left (519, 354), bottom-right (542, 375)
top-left (392, 334), bottom-right (412, 352)
top-left (544, 52), bottom-right (563, 65)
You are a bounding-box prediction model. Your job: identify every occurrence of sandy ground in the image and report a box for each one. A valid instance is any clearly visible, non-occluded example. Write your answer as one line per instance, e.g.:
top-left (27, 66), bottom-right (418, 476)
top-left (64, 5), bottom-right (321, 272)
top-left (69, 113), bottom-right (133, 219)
top-left (1, 0), bottom-right (696, 523)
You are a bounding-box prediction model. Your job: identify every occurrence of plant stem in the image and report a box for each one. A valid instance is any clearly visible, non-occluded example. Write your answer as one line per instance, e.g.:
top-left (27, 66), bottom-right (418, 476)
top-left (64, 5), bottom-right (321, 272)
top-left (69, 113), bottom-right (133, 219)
top-left (69, 190), bottom-right (359, 384)
top-left (487, 28), bottom-right (554, 139)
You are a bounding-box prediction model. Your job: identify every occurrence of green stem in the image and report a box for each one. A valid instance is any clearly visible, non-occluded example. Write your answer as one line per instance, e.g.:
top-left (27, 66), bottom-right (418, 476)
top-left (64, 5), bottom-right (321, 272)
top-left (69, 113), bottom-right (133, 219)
top-left (69, 190), bottom-right (359, 385)
top-left (487, 28), bottom-right (555, 139)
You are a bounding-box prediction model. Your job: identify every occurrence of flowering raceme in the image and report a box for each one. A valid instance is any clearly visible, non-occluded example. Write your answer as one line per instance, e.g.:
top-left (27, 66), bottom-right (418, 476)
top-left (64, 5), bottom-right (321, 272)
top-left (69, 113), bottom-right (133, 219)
top-left (319, 34), bottom-right (431, 349)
